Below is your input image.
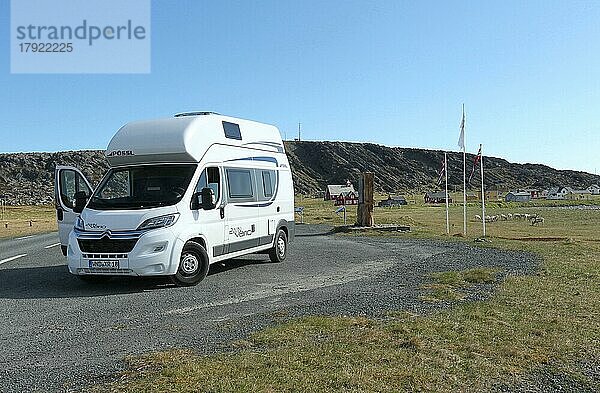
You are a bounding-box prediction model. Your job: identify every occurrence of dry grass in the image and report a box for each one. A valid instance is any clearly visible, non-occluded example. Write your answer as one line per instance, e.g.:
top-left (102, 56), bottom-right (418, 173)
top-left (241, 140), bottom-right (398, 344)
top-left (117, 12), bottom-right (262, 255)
top-left (89, 195), bottom-right (600, 392)
top-left (0, 205), bottom-right (56, 239)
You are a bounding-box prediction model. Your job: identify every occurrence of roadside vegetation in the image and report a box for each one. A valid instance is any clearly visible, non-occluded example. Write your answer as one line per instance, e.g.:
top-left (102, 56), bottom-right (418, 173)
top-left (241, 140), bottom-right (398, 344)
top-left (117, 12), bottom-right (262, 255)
top-left (0, 205), bottom-right (56, 239)
top-left (87, 194), bottom-right (600, 392)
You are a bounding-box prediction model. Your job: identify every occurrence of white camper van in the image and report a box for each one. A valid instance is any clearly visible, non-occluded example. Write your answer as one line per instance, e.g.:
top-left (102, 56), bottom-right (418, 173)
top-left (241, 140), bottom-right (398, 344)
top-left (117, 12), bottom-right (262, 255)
top-left (54, 112), bottom-right (295, 286)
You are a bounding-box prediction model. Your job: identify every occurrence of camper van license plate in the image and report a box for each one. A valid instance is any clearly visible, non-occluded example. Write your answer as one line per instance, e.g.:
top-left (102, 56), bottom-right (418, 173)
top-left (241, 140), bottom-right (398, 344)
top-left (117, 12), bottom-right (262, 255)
top-left (89, 260), bottom-right (120, 269)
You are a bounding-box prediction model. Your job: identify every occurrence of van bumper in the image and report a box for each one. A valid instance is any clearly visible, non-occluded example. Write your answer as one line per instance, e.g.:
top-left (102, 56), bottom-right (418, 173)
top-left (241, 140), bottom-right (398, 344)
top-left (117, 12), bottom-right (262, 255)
top-left (67, 228), bottom-right (180, 276)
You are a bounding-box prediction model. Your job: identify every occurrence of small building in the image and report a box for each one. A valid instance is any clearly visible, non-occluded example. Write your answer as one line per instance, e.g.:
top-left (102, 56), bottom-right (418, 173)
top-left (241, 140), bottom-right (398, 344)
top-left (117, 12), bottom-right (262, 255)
top-left (424, 191), bottom-right (452, 204)
top-left (588, 184), bottom-right (600, 195)
top-left (522, 188), bottom-right (542, 199)
top-left (378, 195), bottom-right (407, 207)
top-left (546, 186), bottom-right (569, 200)
top-left (476, 190), bottom-right (504, 201)
top-left (466, 192), bottom-right (478, 202)
top-left (325, 183), bottom-right (356, 201)
top-left (505, 191), bottom-right (531, 202)
top-left (565, 188), bottom-right (592, 201)
top-left (334, 191), bottom-right (359, 206)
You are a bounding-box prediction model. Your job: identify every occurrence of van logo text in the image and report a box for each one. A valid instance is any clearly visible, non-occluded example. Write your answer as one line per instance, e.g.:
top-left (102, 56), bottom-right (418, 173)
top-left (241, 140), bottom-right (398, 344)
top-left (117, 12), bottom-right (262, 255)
top-left (85, 223), bottom-right (107, 230)
top-left (107, 150), bottom-right (134, 157)
top-left (229, 225), bottom-right (255, 238)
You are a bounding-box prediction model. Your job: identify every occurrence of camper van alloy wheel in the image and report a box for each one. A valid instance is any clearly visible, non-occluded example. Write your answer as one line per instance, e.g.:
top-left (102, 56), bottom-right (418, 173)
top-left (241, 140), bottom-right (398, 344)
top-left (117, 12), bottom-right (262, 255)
top-left (269, 229), bottom-right (288, 263)
top-left (171, 241), bottom-right (209, 286)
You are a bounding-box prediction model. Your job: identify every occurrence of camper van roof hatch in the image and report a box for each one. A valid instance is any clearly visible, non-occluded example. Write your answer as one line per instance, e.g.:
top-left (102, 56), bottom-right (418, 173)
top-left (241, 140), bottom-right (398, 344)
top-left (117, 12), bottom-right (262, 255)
top-left (174, 111), bottom-right (220, 117)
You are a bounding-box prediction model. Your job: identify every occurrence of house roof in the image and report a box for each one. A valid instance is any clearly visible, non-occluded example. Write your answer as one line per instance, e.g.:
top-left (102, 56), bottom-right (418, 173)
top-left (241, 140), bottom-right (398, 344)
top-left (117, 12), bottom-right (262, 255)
top-left (547, 187), bottom-right (560, 194)
top-left (326, 185), bottom-right (355, 195)
top-left (507, 191), bottom-right (530, 197)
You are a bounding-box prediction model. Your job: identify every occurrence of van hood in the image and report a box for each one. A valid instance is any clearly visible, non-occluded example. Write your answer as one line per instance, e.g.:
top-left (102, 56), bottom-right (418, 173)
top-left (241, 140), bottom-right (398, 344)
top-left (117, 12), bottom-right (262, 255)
top-left (79, 206), bottom-right (179, 232)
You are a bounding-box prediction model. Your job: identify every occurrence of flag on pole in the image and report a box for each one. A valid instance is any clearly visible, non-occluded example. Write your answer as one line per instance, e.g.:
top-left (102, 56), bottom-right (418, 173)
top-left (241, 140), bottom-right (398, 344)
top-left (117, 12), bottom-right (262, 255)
top-left (459, 104), bottom-right (467, 236)
top-left (436, 159), bottom-right (446, 186)
top-left (468, 145), bottom-right (482, 184)
top-left (458, 109), bottom-right (465, 149)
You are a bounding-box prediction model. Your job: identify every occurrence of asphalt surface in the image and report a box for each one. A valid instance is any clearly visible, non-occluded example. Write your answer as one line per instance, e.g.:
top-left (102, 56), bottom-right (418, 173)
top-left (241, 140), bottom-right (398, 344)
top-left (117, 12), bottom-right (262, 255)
top-left (0, 225), bottom-right (538, 393)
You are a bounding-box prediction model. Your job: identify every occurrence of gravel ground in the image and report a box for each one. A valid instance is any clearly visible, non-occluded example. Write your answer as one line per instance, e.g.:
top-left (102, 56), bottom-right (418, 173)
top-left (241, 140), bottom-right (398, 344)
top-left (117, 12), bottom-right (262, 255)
top-left (0, 224), bottom-right (557, 392)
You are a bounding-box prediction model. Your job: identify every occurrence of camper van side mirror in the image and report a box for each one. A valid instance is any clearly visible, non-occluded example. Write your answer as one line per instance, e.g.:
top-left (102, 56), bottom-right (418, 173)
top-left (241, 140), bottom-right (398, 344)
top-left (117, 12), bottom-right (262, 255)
top-left (200, 188), bottom-right (216, 210)
top-left (191, 192), bottom-right (201, 210)
top-left (73, 191), bottom-right (88, 213)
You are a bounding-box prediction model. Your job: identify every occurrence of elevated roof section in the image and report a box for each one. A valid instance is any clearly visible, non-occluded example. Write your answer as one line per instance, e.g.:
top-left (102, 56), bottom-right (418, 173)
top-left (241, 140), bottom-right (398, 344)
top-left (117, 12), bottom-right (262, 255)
top-left (106, 113), bottom-right (284, 167)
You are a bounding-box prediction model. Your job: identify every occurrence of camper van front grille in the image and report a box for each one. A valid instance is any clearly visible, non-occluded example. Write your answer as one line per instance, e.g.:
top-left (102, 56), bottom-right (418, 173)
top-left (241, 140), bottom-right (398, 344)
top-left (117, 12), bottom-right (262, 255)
top-left (78, 238), bottom-right (138, 253)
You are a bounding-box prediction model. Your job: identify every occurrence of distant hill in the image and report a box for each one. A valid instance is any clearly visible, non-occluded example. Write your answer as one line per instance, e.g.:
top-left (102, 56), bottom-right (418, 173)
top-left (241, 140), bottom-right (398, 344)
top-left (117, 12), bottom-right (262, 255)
top-left (0, 141), bottom-right (598, 205)
top-left (284, 141), bottom-right (600, 195)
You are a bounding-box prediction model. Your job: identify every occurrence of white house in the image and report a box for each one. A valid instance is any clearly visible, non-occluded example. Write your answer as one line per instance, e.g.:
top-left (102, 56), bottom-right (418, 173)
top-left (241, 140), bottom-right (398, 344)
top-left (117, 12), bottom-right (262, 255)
top-left (588, 184), bottom-right (600, 195)
top-left (546, 187), bottom-right (569, 200)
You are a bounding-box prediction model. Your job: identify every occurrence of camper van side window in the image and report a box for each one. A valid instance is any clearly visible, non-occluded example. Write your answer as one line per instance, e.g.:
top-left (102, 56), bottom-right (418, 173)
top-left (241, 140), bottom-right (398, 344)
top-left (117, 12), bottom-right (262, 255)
top-left (227, 169), bottom-right (253, 199)
top-left (195, 167), bottom-right (220, 201)
top-left (262, 170), bottom-right (275, 198)
top-left (59, 170), bottom-right (91, 209)
top-left (223, 121), bottom-right (242, 140)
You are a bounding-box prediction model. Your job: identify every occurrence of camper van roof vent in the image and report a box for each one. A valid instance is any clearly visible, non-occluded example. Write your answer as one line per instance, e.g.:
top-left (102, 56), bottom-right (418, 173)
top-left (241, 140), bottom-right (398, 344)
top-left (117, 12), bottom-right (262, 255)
top-left (174, 111), bottom-right (220, 117)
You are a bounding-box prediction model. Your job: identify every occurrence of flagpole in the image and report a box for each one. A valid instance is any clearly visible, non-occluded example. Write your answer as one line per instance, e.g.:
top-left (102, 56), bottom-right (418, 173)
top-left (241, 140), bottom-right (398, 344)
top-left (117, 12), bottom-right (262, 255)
top-left (480, 144), bottom-right (486, 237)
top-left (445, 152), bottom-right (449, 235)
top-left (462, 104), bottom-right (467, 236)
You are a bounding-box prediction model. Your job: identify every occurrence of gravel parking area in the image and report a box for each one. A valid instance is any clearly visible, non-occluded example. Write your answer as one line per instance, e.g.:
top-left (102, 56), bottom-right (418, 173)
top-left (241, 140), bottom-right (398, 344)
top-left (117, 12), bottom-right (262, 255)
top-left (0, 225), bottom-right (538, 392)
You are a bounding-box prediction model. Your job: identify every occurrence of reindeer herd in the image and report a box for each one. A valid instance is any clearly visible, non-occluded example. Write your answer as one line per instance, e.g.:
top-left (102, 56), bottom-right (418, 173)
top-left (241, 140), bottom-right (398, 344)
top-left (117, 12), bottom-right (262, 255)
top-left (474, 213), bottom-right (545, 225)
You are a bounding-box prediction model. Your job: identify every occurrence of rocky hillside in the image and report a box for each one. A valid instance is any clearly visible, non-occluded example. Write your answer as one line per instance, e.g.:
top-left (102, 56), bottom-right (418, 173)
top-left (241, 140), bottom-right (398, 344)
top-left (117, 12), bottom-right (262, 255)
top-left (1, 141), bottom-right (599, 205)
top-left (285, 141), bottom-right (600, 194)
top-left (0, 151), bottom-right (109, 205)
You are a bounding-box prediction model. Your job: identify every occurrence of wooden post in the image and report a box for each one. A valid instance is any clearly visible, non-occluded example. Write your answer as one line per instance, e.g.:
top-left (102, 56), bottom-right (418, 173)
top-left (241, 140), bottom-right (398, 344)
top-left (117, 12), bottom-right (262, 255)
top-left (357, 172), bottom-right (374, 226)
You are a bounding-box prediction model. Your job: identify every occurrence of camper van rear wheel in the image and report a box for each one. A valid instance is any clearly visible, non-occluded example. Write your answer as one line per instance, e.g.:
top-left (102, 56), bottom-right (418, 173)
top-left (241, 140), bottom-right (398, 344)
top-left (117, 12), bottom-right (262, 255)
top-left (171, 241), bottom-right (209, 286)
top-left (269, 229), bottom-right (288, 263)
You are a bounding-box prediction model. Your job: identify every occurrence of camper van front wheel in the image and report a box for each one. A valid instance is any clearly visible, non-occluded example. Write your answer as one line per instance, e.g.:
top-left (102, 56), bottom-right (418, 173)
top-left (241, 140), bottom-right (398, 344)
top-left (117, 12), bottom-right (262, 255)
top-left (171, 241), bottom-right (209, 286)
top-left (269, 229), bottom-right (288, 263)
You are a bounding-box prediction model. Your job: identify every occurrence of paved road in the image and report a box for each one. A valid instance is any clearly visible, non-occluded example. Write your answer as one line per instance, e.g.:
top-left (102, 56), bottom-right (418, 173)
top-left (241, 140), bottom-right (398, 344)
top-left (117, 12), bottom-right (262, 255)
top-left (0, 226), bottom-right (536, 392)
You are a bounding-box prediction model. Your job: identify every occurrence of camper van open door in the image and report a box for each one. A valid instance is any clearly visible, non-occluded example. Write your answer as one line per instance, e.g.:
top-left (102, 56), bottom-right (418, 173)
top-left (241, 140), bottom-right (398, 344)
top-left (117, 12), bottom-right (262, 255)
top-left (54, 166), bottom-right (92, 256)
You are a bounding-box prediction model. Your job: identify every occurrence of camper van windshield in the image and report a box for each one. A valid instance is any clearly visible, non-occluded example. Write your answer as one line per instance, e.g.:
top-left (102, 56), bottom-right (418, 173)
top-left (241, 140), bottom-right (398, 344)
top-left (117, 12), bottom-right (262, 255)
top-left (88, 164), bottom-right (196, 210)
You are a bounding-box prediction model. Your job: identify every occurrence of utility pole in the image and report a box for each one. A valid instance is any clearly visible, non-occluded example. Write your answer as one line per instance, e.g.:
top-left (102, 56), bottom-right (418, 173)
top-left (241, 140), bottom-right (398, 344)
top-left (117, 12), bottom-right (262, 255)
top-left (298, 122), bottom-right (301, 141)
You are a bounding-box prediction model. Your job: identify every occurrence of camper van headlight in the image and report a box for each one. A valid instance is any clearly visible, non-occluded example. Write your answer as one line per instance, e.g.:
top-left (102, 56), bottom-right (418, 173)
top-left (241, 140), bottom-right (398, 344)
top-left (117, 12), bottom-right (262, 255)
top-left (74, 216), bottom-right (85, 231)
top-left (137, 213), bottom-right (180, 231)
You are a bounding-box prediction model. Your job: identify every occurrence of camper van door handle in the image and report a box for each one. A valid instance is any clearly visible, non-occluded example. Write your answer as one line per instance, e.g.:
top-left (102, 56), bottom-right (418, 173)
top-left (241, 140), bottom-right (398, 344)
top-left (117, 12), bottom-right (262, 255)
top-left (220, 206), bottom-right (225, 219)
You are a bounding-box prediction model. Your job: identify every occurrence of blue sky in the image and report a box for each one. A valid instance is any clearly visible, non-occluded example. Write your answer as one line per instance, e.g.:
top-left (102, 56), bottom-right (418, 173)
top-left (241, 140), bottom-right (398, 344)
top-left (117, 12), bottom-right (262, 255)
top-left (1, 1), bottom-right (599, 174)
